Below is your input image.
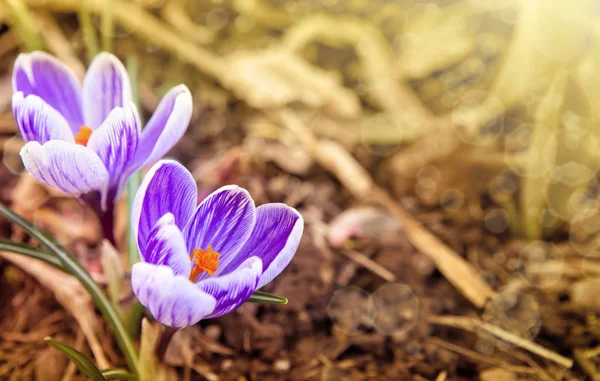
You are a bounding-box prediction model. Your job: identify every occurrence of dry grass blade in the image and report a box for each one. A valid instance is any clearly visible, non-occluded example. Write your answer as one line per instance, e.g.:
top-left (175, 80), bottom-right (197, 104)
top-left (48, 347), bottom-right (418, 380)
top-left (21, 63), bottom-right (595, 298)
top-left (429, 315), bottom-right (574, 368)
top-left (226, 49), bottom-right (360, 118)
top-left (160, 0), bottom-right (214, 45)
top-left (0, 252), bottom-right (110, 369)
top-left (427, 337), bottom-right (536, 374)
top-left (583, 345), bottom-right (600, 359)
top-left (272, 108), bottom-right (495, 308)
top-left (233, 0), bottom-right (293, 29)
top-left (434, 371), bottom-right (448, 381)
top-left (139, 319), bottom-right (166, 381)
top-left (574, 349), bottom-right (600, 381)
top-left (397, 2), bottom-right (477, 80)
top-left (283, 14), bottom-right (433, 142)
top-left (340, 249), bottom-right (396, 282)
top-left (19, 0), bottom-right (227, 79)
top-left (375, 194), bottom-right (495, 307)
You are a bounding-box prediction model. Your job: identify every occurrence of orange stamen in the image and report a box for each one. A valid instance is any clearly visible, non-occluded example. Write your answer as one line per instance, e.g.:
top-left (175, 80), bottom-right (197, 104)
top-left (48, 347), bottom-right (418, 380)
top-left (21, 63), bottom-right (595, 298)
top-left (74, 126), bottom-right (93, 146)
top-left (188, 245), bottom-right (220, 282)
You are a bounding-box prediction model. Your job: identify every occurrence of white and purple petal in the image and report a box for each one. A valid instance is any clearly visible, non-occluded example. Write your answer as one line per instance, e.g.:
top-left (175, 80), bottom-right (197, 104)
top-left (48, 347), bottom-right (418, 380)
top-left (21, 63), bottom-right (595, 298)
top-left (197, 256), bottom-right (262, 318)
top-left (132, 160), bottom-right (197, 253)
top-left (12, 51), bottom-right (83, 132)
top-left (221, 204), bottom-right (303, 288)
top-left (12, 92), bottom-right (74, 144)
top-left (82, 52), bottom-right (132, 129)
top-left (134, 85), bottom-right (192, 168)
top-left (20, 140), bottom-right (109, 196)
top-left (142, 213), bottom-right (191, 276)
top-left (132, 263), bottom-right (216, 328)
top-left (86, 102), bottom-right (140, 196)
top-left (183, 185), bottom-right (256, 273)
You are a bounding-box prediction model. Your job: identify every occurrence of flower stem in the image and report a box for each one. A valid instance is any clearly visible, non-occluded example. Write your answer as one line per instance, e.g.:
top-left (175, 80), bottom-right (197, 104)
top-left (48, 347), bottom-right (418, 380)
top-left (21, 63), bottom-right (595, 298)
top-left (155, 326), bottom-right (178, 362)
top-left (81, 192), bottom-right (117, 247)
top-left (100, 205), bottom-right (117, 248)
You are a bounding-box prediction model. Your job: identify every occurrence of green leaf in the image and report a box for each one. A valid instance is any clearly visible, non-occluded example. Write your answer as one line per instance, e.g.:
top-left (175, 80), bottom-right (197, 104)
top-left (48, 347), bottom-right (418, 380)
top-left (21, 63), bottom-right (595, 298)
top-left (126, 54), bottom-right (142, 268)
top-left (102, 368), bottom-right (137, 380)
top-left (0, 204), bottom-right (139, 376)
top-left (45, 337), bottom-right (106, 381)
top-left (126, 170), bottom-right (142, 266)
top-left (248, 291), bottom-right (288, 304)
top-left (0, 239), bottom-right (62, 269)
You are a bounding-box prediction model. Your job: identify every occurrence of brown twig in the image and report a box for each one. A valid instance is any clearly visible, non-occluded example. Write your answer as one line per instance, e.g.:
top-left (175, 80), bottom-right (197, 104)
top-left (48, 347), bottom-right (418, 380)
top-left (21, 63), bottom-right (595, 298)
top-left (574, 349), bottom-right (600, 381)
top-left (271, 108), bottom-right (495, 308)
top-left (339, 249), bottom-right (396, 282)
top-left (426, 337), bottom-right (536, 374)
top-left (428, 315), bottom-right (574, 368)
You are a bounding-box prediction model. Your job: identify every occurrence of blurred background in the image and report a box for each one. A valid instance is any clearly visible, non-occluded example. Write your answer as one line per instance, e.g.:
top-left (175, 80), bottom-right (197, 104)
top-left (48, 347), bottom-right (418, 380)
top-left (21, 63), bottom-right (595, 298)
top-left (1, 0), bottom-right (600, 380)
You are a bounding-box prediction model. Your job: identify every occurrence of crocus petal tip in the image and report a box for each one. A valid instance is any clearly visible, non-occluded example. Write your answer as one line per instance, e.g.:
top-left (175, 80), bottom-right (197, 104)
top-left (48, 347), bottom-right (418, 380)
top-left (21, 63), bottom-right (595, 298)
top-left (82, 51), bottom-right (132, 128)
top-left (12, 93), bottom-right (74, 144)
top-left (20, 140), bottom-right (109, 198)
top-left (132, 262), bottom-right (217, 328)
top-left (131, 159), bottom-right (197, 254)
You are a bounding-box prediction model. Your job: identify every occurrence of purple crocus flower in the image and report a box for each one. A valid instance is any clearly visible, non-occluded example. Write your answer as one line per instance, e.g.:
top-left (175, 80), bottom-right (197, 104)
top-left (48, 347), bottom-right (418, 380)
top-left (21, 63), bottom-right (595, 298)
top-left (131, 160), bottom-right (304, 327)
top-left (12, 51), bottom-right (192, 241)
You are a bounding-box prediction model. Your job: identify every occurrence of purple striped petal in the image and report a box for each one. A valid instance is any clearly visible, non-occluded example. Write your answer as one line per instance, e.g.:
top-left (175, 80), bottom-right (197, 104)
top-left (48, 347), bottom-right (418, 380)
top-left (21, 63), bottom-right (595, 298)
top-left (197, 256), bottom-right (262, 318)
top-left (20, 140), bottom-right (109, 197)
top-left (132, 262), bottom-right (216, 328)
top-left (134, 85), bottom-right (192, 168)
top-left (12, 51), bottom-right (83, 133)
top-left (132, 160), bottom-right (197, 253)
top-left (221, 204), bottom-right (303, 288)
top-left (12, 92), bottom-right (74, 144)
top-left (82, 53), bottom-right (132, 129)
top-left (86, 102), bottom-right (140, 196)
top-left (142, 213), bottom-right (191, 276)
top-left (183, 186), bottom-right (256, 275)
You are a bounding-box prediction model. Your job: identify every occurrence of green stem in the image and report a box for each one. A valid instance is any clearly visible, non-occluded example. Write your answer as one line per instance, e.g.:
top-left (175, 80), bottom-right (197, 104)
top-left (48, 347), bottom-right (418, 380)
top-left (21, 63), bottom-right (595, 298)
top-left (126, 53), bottom-right (142, 266)
top-left (126, 171), bottom-right (142, 266)
top-left (155, 326), bottom-right (178, 362)
top-left (0, 204), bottom-right (139, 376)
top-left (0, 239), bottom-right (62, 268)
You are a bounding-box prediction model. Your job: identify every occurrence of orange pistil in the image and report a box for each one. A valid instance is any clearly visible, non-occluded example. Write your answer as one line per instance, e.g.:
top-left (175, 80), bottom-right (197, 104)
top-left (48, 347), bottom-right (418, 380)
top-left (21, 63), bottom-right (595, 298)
top-left (74, 126), bottom-right (93, 146)
top-left (188, 245), bottom-right (220, 282)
